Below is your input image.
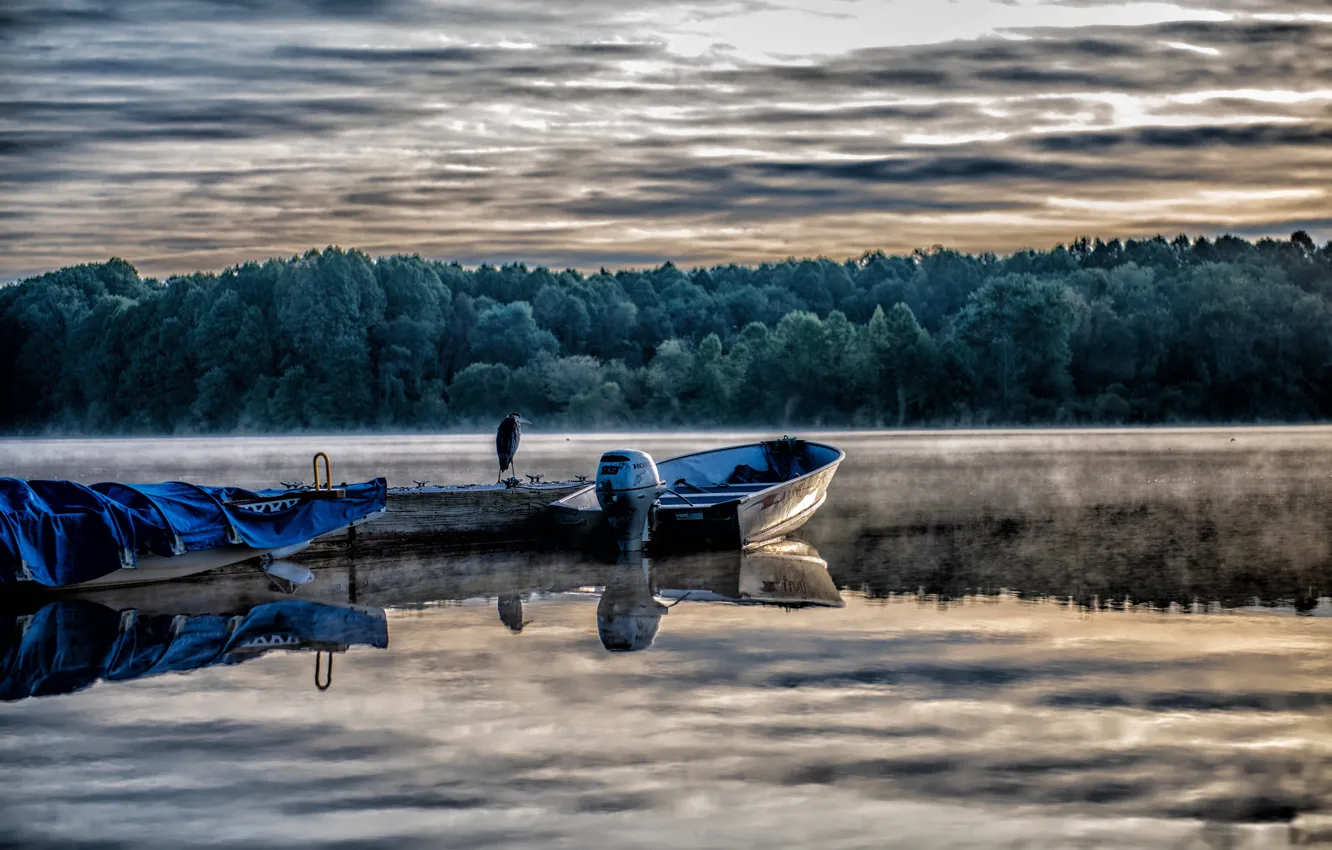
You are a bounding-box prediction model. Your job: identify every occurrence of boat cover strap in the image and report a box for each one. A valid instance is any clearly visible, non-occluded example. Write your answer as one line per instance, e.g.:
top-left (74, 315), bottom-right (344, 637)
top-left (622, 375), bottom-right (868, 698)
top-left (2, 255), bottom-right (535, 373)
top-left (0, 477), bottom-right (386, 588)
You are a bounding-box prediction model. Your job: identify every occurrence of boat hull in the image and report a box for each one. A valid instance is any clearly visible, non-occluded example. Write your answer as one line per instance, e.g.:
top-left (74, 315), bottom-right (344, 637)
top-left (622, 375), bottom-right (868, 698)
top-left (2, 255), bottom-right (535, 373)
top-left (652, 456), bottom-right (840, 551)
top-left (61, 543), bottom-right (299, 589)
top-left (37, 510), bottom-right (386, 591)
top-left (551, 440), bottom-right (844, 553)
top-left (736, 457), bottom-right (840, 548)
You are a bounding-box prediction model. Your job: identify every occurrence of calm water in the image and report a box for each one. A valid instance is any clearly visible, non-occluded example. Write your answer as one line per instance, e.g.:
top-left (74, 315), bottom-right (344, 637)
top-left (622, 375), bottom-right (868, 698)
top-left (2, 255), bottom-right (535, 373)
top-left (3, 428), bottom-right (1332, 848)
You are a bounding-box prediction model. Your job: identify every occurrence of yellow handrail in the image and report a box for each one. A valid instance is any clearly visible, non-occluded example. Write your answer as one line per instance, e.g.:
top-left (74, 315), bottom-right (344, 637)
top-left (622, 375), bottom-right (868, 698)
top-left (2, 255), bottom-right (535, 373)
top-left (313, 452), bottom-right (332, 491)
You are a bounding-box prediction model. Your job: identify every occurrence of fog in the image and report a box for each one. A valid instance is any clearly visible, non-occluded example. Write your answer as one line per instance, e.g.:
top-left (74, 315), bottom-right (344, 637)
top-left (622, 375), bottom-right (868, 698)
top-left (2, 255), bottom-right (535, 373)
top-left (3, 427), bottom-right (1328, 607)
top-left (4, 428), bottom-right (1332, 846)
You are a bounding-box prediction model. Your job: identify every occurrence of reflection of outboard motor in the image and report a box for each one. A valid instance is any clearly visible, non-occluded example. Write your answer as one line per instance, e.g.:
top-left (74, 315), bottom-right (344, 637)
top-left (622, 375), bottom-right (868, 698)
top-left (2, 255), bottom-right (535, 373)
top-left (596, 555), bottom-right (667, 652)
top-left (595, 450), bottom-right (666, 552)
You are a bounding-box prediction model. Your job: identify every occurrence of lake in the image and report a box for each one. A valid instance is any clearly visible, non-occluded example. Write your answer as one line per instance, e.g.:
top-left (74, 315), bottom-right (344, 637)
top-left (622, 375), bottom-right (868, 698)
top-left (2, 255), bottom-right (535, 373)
top-left (3, 428), bottom-right (1332, 848)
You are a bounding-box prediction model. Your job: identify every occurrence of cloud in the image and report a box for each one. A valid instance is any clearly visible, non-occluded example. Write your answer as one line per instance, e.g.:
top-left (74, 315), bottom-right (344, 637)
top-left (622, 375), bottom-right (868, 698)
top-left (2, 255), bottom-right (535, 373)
top-left (710, 18), bottom-right (1332, 98)
top-left (747, 155), bottom-right (1161, 184)
top-left (1032, 122), bottom-right (1332, 151)
top-left (2, 1), bottom-right (1331, 277)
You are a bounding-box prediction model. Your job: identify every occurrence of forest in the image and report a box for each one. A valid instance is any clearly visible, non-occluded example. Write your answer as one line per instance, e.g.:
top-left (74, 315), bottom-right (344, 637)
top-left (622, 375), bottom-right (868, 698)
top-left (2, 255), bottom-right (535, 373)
top-left (1, 232), bottom-right (1330, 434)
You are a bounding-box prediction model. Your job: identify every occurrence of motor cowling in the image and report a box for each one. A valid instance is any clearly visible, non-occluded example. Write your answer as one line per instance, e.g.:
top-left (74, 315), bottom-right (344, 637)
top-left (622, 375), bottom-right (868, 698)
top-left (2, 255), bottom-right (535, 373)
top-left (595, 450), bottom-right (665, 551)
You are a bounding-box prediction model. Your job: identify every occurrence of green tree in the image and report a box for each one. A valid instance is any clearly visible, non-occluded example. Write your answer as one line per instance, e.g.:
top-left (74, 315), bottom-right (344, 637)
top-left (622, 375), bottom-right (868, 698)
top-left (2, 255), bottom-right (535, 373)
top-left (867, 303), bottom-right (937, 425)
top-left (272, 248), bottom-right (383, 427)
top-left (448, 362), bottom-right (514, 421)
top-left (2, 234), bottom-right (1330, 433)
top-left (645, 339), bottom-right (695, 421)
top-left (533, 284), bottom-right (591, 352)
top-left (955, 275), bottom-right (1078, 420)
top-left (470, 301), bottom-right (558, 368)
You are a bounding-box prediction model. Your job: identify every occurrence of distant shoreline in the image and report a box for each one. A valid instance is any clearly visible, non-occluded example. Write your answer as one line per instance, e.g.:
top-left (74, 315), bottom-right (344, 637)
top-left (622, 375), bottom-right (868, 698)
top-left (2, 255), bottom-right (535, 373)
top-left (2, 422), bottom-right (1330, 443)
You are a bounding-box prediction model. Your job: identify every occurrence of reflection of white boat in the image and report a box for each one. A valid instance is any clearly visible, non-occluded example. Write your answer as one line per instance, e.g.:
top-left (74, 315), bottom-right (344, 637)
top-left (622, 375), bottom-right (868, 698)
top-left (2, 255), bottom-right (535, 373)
top-left (596, 540), bottom-right (840, 652)
top-left (551, 438), bottom-right (844, 551)
top-left (655, 540), bottom-right (844, 608)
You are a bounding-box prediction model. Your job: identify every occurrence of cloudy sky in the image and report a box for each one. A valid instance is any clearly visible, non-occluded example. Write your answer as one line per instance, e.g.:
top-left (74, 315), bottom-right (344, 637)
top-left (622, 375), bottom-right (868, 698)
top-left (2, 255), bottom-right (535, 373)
top-left (2, 0), bottom-right (1330, 278)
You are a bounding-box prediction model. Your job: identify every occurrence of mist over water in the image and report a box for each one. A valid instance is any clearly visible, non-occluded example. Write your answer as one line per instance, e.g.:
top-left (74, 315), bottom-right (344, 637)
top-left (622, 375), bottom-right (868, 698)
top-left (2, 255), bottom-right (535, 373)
top-left (2, 428), bottom-right (1332, 847)
top-left (4, 427), bottom-right (1328, 608)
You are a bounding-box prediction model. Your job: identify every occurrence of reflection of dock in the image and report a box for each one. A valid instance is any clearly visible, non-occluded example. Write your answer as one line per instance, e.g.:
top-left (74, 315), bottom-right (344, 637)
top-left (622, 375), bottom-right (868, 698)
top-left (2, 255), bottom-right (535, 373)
top-left (4, 540), bottom-right (842, 669)
top-left (28, 539), bottom-right (841, 618)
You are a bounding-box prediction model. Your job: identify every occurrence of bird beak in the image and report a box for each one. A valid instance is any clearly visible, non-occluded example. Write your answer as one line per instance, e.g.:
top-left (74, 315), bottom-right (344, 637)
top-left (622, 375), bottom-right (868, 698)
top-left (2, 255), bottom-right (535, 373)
top-left (519, 418), bottom-right (533, 425)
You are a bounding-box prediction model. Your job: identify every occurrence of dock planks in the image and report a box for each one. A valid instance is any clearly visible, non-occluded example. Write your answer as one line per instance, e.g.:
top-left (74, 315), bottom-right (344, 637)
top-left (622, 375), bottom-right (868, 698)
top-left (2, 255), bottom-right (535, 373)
top-left (303, 481), bottom-right (588, 558)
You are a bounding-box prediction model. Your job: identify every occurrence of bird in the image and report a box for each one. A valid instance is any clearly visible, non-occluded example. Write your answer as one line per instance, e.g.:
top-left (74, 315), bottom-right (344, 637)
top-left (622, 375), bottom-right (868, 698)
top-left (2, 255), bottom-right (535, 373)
top-left (495, 412), bottom-right (531, 483)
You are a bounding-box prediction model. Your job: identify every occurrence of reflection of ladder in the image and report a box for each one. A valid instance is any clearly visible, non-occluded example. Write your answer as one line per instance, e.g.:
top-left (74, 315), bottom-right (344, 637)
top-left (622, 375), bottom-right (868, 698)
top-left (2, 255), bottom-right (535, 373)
top-left (315, 651), bottom-right (333, 691)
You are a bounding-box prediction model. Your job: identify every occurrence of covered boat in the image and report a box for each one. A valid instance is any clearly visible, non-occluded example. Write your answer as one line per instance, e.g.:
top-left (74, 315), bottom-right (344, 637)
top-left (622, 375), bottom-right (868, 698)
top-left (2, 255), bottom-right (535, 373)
top-left (0, 477), bottom-right (387, 589)
top-left (551, 437), bottom-right (844, 551)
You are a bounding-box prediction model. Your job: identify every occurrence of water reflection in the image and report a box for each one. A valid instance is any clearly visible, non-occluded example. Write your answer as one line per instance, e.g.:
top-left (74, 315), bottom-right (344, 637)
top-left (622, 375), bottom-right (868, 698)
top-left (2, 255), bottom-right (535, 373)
top-left (4, 540), bottom-right (1332, 845)
top-left (653, 540), bottom-right (845, 609)
top-left (812, 499), bottom-right (1332, 611)
top-left (4, 540), bottom-right (842, 673)
top-left (1, 598), bottom-right (388, 702)
top-left (594, 543), bottom-right (843, 651)
top-left (495, 542), bottom-right (845, 650)
top-left (496, 593), bottom-right (527, 632)
top-left (3, 431), bottom-right (1332, 846)
top-left (597, 557), bottom-right (668, 652)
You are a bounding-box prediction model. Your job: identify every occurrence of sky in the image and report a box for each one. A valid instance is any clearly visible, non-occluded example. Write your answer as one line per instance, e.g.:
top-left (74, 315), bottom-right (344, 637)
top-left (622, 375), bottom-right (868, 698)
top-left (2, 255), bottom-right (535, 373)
top-left (2, 0), bottom-right (1331, 279)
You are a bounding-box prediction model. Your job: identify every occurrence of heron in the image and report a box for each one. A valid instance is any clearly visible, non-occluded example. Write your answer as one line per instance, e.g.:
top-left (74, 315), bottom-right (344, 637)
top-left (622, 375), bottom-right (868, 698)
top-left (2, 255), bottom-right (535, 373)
top-left (495, 412), bottom-right (531, 483)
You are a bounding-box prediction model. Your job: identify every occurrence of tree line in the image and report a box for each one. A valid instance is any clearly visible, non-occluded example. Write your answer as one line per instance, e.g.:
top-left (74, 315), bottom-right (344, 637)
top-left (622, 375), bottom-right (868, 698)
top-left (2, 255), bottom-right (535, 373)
top-left (2, 232), bottom-right (1330, 434)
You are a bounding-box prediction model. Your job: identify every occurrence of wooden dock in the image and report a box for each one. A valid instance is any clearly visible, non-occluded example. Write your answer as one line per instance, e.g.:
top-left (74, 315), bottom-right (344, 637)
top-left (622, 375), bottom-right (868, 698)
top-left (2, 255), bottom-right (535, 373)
top-left (301, 480), bottom-right (589, 559)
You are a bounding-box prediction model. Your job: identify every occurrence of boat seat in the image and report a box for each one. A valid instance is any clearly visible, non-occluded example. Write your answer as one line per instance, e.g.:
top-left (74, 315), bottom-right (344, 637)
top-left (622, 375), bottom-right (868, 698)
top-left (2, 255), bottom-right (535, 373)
top-left (727, 463), bottom-right (783, 485)
top-left (669, 482), bottom-right (770, 496)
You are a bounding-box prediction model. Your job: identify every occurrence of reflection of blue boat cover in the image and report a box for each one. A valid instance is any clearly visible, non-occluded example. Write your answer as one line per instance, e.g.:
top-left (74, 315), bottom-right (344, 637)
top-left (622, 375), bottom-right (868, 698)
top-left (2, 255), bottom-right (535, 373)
top-left (0, 599), bottom-right (389, 702)
top-left (0, 478), bottom-right (386, 587)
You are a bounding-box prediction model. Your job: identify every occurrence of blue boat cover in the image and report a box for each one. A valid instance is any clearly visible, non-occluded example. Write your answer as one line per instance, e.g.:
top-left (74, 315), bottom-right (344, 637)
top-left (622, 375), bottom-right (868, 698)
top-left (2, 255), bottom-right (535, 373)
top-left (0, 478), bottom-right (386, 587)
top-left (0, 599), bottom-right (389, 702)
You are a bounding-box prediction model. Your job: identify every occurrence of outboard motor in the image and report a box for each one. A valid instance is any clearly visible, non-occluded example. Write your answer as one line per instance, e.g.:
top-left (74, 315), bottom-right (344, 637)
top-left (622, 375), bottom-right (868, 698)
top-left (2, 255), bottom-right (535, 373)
top-left (595, 450), bottom-right (666, 551)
